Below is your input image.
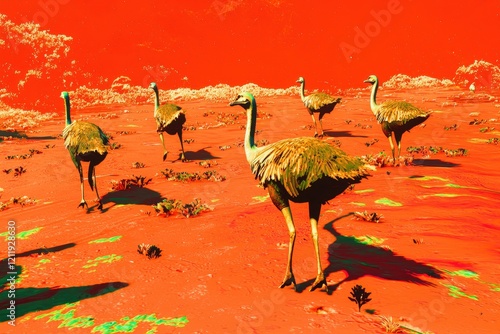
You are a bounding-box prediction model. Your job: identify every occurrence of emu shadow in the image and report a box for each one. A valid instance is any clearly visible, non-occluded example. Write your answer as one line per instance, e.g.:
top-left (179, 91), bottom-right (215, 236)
top-left (101, 186), bottom-right (163, 209)
top-left (15, 243), bottom-right (76, 258)
top-left (0, 130), bottom-right (57, 142)
top-left (323, 130), bottom-right (368, 138)
top-left (183, 147), bottom-right (221, 161)
top-left (0, 281), bottom-right (128, 321)
top-left (412, 159), bottom-right (461, 168)
top-left (295, 214), bottom-right (444, 293)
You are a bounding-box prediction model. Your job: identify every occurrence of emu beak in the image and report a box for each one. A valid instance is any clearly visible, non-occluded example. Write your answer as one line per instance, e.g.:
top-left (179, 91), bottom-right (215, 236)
top-left (363, 79), bottom-right (371, 83)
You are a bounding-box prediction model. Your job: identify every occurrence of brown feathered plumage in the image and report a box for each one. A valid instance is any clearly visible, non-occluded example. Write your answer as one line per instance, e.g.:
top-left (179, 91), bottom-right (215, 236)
top-left (230, 92), bottom-right (371, 293)
top-left (251, 137), bottom-right (369, 198)
top-left (297, 77), bottom-right (341, 137)
top-left (149, 82), bottom-right (187, 161)
top-left (364, 75), bottom-right (431, 161)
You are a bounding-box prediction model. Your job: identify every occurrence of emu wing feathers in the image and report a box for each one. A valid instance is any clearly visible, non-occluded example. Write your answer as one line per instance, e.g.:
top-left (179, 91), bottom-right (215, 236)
top-left (63, 121), bottom-right (109, 155)
top-left (304, 93), bottom-right (341, 111)
top-left (250, 137), bottom-right (368, 197)
top-left (377, 101), bottom-right (430, 124)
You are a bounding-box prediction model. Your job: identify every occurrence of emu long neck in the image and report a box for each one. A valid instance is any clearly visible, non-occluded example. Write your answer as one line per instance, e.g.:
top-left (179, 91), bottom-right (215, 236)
top-left (244, 101), bottom-right (258, 164)
top-left (299, 80), bottom-right (306, 102)
top-left (64, 96), bottom-right (71, 126)
top-left (369, 79), bottom-right (379, 115)
top-left (153, 87), bottom-right (160, 110)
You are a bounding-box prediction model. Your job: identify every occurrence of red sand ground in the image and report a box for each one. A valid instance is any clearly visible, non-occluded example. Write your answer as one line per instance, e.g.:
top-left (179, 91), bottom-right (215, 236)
top-left (1, 87), bottom-right (500, 333)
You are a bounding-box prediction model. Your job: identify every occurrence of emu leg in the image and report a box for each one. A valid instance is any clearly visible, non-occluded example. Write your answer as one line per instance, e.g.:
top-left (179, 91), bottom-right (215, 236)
top-left (318, 113), bottom-right (326, 137)
top-left (310, 114), bottom-right (319, 137)
top-left (387, 134), bottom-right (396, 162)
top-left (268, 182), bottom-right (297, 290)
top-left (177, 130), bottom-right (186, 162)
top-left (394, 131), bottom-right (403, 162)
top-left (77, 163), bottom-right (87, 209)
top-left (159, 132), bottom-right (168, 161)
top-left (279, 206), bottom-right (297, 290)
top-left (92, 168), bottom-right (103, 210)
top-left (309, 201), bottom-right (328, 292)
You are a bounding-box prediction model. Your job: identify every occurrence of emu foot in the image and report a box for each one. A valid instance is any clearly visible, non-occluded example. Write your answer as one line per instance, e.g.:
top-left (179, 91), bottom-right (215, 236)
top-left (181, 154), bottom-right (187, 162)
top-left (309, 274), bottom-right (328, 292)
top-left (279, 273), bottom-right (296, 290)
top-left (78, 200), bottom-right (88, 209)
top-left (162, 152), bottom-right (168, 161)
top-left (96, 200), bottom-right (103, 211)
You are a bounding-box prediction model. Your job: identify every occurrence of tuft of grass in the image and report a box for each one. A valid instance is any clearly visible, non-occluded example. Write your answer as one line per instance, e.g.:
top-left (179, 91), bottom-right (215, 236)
top-left (444, 148), bottom-right (467, 157)
top-left (160, 169), bottom-right (225, 182)
top-left (365, 138), bottom-right (379, 147)
top-left (111, 175), bottom-right (152, 191)
top-left (362, 152), bottom-right (413, 167)
top-left (132, 161), bottom-right (145, 168)
top-left (353, 211), bottom-right (383, 223)
top-left (5, 148), bottom-right (43, 160)
top-left (444, 124), bottom-right (458, 131)
top-left (137, 243), bottom-right (162, 259)
top-left (1, 195), bottom-right (37, 210)
top-left (109, 142), bottom-right (122, 150)
top-left (199, 160), bottom-right (218, 168)
top-left (152, 198), bottom-right (211, 218)
top-left (379, 316), bottom-right (404, 333)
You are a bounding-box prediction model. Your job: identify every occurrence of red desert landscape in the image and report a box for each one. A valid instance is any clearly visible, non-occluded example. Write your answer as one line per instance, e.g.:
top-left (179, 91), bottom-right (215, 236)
top-left (1, 1), bottom-right (499, 333)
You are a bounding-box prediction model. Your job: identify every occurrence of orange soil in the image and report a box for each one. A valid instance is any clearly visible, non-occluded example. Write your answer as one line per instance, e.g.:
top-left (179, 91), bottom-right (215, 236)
top-left (1, 88), bottom-right (500, 333)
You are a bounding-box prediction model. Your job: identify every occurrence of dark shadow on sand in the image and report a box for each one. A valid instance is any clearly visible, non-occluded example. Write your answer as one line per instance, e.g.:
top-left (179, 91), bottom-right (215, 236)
top-left (0, 244), bottom-right (128, 322)
top-left (0, 281), bottom-right (128, 321)
top-left (412, 159), bottom-right (461, 168)
top-left (0, 130), bottom-right (57, 142)
top-left (183, 147), bottom-right (221, 161)
top-left (295, 213), bottom-right (444, 294)
top-left (323, 130), bottom-right (369, 138)
top-left (101, 186), bottom-right (163, 210)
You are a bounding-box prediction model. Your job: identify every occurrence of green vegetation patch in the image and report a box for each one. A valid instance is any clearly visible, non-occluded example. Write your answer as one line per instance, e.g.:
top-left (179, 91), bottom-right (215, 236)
top-left (441, 284), bottom-right (478, 301)
top-left (354, 189), bottom-right (375, 194)
top-left (89, 236), bottom-right (123, 244)
top-left (408, 175), bottom-right (449, 182)
top-left (354, 235), bottom-right (385, 246)
top-left (82, 254), bottom-right (122, 269)
top-left (32, 303), bottom-right (189, 332)
top-left (1, 227), bottom-right (43, 240)
top-left (375, 198), bottom-right (402, 207)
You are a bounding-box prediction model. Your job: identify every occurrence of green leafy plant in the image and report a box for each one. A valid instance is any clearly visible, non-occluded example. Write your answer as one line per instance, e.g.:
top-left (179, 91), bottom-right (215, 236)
top-left (348, 284), bottom-right (372, 312)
